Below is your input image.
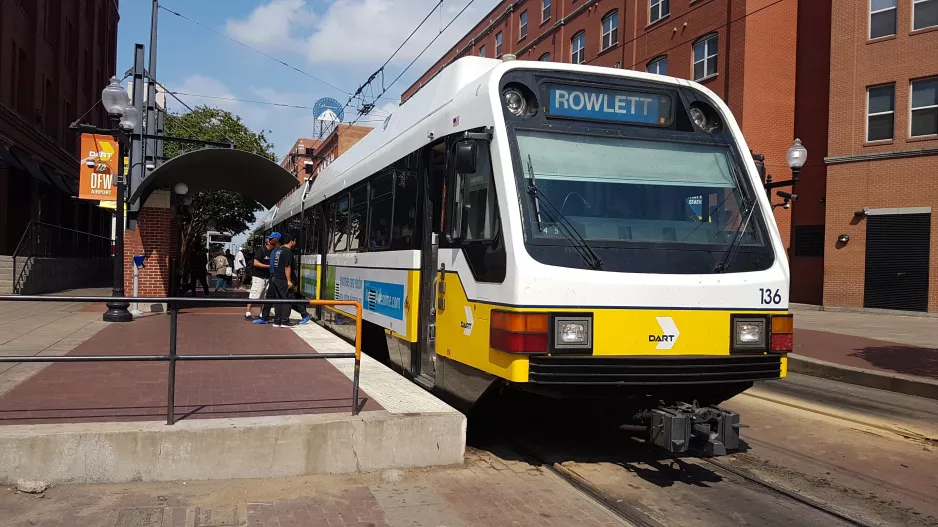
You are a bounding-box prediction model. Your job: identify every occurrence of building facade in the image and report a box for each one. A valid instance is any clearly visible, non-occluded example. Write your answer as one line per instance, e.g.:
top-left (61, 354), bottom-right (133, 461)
top-left (403, 0), bottom-right (832, 304)
top-left (308, 124), bottom-right (373, 181)
top-left (280, 138), bottom-right (323, 183)
top-left (0, 0), bottom-right (118, 255)
top-left (824, 0), bottom-right (938, 312)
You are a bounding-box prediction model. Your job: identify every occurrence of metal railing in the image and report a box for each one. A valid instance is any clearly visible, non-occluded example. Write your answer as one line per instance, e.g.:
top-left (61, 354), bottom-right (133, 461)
top-left (11, 221), bottom-right (113, 293)
top-left (0, 295), bottom-right (364, 424)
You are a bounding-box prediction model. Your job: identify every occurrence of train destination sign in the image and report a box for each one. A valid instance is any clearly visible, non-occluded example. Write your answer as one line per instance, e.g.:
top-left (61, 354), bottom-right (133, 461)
top-left (546, 85), bottom-right (671, 125)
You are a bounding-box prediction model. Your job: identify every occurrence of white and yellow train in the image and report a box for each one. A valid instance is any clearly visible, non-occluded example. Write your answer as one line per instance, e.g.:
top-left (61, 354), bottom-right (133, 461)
top-left (262, 56), bottom-right (793, 455)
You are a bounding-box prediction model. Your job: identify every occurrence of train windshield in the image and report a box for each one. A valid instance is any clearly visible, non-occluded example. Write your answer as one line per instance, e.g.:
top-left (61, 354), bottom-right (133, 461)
top-left (515, 129), bottom-right (772, 273)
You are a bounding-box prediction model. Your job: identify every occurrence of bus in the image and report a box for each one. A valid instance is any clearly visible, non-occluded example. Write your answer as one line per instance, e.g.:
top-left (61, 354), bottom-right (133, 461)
top-left (263, 56), bottom-right (791, 455)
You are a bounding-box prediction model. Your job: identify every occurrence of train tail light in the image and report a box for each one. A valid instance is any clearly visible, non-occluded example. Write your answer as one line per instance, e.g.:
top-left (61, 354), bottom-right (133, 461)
top-left (770, 314), bottom-right (793, 352)
top-left (490, 311), bottom-right (549, 354)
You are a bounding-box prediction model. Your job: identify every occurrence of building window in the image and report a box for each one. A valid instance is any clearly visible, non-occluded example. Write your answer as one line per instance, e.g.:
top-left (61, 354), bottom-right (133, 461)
top-left (794, 226), bottom-right (825, 257)
top-left (539, 52), bottom-right (551, 61)
top-left (496, 31), bottom-right (503, 57)
top-left (692, 35), bottom-right (717, 81)
top-left (479, 45), bottom-right (486, 58)
top-left (647, 56), bottom-right (668, 75)
top-left (911, 77), bottom-right (938, 137)
top-left (543, 0), bottom-right (551, 23)
top-left (520, 11), bottom-right (528, 40)
top-left (914, 0), bottom-right (938, 31)
top-left (867, 84), bottom-right (895, 142)
top-left (571, 31), bottom-right (585, 64)
top-left (650, 0), bottom-right (669, 24)
top-left (870, 0), bottom-right (897, 39)
top-left (601, 11), bottom-right (619, 50)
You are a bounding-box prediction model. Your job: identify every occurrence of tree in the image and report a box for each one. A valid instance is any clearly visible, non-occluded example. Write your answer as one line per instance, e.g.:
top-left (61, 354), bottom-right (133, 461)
top-left (164, 107), bottom-right (276, 260)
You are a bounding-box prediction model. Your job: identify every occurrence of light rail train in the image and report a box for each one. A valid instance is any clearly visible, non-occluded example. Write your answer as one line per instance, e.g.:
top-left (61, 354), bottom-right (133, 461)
top-left (260, 56), bottom-right (793, 455)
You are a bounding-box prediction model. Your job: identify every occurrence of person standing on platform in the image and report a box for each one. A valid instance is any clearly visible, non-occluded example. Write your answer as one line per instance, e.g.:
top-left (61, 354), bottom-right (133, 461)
top-left (266, 233), bottom-right (296, 328)
top-left (234, 248), bottom-right (247, 289)
top-left (250, 235), bottom-right (276, 322)
top-left (186, 246), bottom-right (210, 297)
top-left (280, 235), bottom-right (312, 325)
top-left (213, 252), bottom-right (229, 292)
top-left (224, 249), bottom-right (235, 289)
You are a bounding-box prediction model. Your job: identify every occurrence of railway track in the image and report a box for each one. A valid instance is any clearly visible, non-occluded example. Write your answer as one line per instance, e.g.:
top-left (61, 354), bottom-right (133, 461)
top-left (509, 437), bottom-right (880, 527)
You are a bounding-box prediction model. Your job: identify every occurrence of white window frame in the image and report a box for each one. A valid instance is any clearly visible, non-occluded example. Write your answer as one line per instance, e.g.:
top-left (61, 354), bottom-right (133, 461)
top-left (869, 0), bottom-right (897, 39)
top-left (650, 0), bottom-right (669, 24)
top-left (647, 56), bottom-right (667, 75)
top-left (571, 31), bottom-right (585, 64)
top-left (520, 10), bottom-right (528, 39)
top-left (910, 77), bottom-right (938, 138)
top-left (601, 11), bottom-right (619, 51)
top-left (543, 0), bottom-right (551, 23)
top-left (866, 84), bottom-right (895, 142)
top-left (692, 35), bottom-right (718, 81)
top-left (479, 45), bottom-right (486, 58)
top-left (496, 31), bottom-right (503, 57)
top-left (913, 0), bottom-right (938, 31)
top-left (539, 52), bottom-right (551, 61)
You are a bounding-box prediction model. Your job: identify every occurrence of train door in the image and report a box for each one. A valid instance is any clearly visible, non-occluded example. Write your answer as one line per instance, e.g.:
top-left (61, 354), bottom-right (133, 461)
top-left (318, 201), bottom-right (335, 321)
top-left (414, 141), bottom-right (448, 387)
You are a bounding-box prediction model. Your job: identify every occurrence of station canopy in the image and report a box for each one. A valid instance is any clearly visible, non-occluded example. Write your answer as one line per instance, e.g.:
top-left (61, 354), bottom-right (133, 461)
top-left (129, 148), bottom-right (297, 209)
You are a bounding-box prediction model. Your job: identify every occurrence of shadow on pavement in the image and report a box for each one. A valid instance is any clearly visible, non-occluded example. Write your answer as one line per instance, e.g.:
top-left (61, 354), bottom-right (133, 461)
top-left (849, 345), bottom-right (938, 379)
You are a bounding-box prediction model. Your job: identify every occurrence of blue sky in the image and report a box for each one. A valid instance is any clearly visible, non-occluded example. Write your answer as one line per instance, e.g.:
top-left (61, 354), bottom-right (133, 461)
top-left (116, 0), bottom-right (500, 163)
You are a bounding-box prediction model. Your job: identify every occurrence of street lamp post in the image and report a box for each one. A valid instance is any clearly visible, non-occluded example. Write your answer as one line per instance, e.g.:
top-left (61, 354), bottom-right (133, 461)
top-left (765, 139), bottom-right (808, 208)
top-left (101, 77), bottom-right (140, 323)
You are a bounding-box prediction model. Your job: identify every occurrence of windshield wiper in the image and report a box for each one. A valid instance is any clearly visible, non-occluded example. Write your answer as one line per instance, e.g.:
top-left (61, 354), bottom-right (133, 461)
top-left (526, 154), bottom-right (604, 271)
top-left (714, 197), bottom-right (757, 273)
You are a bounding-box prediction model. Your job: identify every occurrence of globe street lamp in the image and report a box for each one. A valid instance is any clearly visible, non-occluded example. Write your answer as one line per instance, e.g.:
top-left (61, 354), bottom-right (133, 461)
top-left (765, 139), bottom-right (808, 208)
top-left (101, 77), bottom-right (140, 323)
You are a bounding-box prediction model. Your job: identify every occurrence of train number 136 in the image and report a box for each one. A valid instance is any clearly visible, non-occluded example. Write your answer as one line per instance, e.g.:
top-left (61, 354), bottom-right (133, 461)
top-left (759, 288), bottom-right (782, 305)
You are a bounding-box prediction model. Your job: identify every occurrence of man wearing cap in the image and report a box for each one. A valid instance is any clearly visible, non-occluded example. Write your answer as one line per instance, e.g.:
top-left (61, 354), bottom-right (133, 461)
top-left (249, 233), bottom-right (278, 323)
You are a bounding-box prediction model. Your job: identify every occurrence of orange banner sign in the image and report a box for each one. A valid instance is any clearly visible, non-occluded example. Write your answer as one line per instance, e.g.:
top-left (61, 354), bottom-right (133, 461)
top-left (78, 133), bottom-right (118, 201)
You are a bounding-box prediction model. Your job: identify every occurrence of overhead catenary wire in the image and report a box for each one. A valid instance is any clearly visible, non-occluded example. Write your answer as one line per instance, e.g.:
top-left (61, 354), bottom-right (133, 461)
top-left (158, 3), bottom-right (355, 98)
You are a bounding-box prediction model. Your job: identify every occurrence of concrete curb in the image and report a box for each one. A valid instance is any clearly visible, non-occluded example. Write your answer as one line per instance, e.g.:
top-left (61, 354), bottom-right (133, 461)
top-left (0, 410), bottom-right (466, 485)
top-left (788, 354), bottom-right (938, 400)
top-left (789, 303), bottom-right (938, 318)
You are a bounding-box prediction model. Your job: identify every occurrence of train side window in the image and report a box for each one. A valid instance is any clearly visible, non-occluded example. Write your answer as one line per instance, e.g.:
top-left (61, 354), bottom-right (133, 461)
top-left (457, 141), bottom-right (499, 242)
top-left (368, 172), bottom-right (394, 251)
top-left (390, 168), bottom-right (418, 250)
top-left (332, 194), bottom-right (349, 252)
top-left (349, 184), bottom-right (368, 252)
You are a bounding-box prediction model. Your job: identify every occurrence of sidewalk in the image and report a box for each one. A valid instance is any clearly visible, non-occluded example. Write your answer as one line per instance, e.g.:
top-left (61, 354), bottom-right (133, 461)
top-left (0, 287), bottom-right (112, 397)
top-left (0, 448), bottom-right (621, 527)
top-left (789, 305), bottom-right (938, 397)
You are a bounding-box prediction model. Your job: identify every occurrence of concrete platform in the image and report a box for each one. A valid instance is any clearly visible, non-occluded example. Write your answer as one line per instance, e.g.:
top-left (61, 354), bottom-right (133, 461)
top-left (0, 311), bottom-right (465, 484)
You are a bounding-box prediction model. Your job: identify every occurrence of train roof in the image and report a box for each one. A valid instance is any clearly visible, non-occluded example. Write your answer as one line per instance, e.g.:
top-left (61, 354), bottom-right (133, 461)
top-left (267, 56), bottom-right (502, 227)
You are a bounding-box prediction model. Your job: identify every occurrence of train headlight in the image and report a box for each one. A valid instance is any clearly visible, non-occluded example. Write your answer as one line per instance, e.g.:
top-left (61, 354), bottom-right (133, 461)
top-left (689, 107), bottom-right (708, 130)
top-left (732, 316), bottom-right (767, 351)
top-left (503, 88), bottom-right (526, 116)
top-left (553, 316), bottom-right (592, 350)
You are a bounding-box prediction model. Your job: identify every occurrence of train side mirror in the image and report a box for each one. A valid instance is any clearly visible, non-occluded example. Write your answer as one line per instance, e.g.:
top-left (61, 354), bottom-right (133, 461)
top-left (454, 141), bottom-right (478, 174)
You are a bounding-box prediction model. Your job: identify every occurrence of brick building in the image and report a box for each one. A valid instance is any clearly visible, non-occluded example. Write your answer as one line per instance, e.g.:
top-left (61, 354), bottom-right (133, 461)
top-left (0, 0), bottom-right (118, 255)
top-left (402, 0), bottom-right (832, 304)
top-left (307, 124), bottom-right (373, 181)
top-left (280, 138), bottom-right (323, 183)
top-left (823, 0), bottom-right (938, 312)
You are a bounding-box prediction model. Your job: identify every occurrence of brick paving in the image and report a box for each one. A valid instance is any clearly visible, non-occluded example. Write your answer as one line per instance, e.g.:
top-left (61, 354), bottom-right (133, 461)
top-left (794, 328), bottom-right (938, 380)
top-left (0, 312), bottom-right (380, 425)
top-left (0, 448), bottom-right (624, 527)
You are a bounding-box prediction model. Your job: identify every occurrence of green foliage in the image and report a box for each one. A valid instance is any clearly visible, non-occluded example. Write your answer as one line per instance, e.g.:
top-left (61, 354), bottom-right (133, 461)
top-left (164, 106), bottom-right (276, 264)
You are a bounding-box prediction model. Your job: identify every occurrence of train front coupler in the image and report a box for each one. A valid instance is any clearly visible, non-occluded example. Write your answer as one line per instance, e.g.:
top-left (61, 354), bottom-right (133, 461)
top-left (645, 403), bottom-right (743, 456)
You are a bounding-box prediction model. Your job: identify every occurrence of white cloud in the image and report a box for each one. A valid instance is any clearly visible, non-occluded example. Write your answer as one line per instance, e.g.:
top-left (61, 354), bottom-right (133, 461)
top-left (225, 0), bottom-right (501, 67)
top-left (224, 0), bottom-right (314, 53)
top-left (305, 0), bottom-right (500, 66)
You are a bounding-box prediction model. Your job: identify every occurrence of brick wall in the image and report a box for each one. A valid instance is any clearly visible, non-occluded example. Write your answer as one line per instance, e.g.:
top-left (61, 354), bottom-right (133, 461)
top-left (123, 206), bottom-right (173, 298)
top-left (825, 1), bottom-right (938, 311)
